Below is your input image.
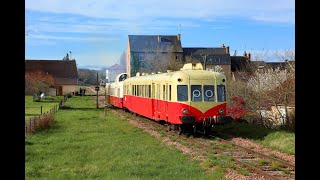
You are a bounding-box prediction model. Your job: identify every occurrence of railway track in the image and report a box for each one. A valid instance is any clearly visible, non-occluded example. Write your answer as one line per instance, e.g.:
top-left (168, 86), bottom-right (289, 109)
top-left (110, 108), bottom-right (295, 179)
top-left (209, 134), bottom-right (295, 180)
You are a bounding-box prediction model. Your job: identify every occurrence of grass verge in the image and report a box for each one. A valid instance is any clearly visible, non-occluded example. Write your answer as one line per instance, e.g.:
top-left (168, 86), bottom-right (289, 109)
top-left (25, 96), bottom-right (64, 120)
top-left (25, 96), bottom-right (208, 179)
top-left (211, 122), bottom-right (295, 155)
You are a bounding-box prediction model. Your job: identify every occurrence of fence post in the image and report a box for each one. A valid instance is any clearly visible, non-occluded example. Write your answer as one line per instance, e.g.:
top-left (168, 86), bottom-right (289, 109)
top-left (29, 118), bottom-right (32, 133)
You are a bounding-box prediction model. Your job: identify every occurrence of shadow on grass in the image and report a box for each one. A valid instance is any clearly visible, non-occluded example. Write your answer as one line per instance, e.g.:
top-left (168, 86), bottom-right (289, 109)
top-left (35, 101), bottom-right (61, 103)
top-left (211, 121), bottom-right (278, 141)
top-left (35, 123), bottom-right (65, 135)
top-left (61, 108), bottom-right (104, 111)
top-left (25, 113), bottom-right (40, 117)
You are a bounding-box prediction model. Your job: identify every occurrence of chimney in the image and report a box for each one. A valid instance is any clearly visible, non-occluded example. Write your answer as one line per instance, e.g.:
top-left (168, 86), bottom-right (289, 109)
top-left (221, 44), bottom-right (225, 48)
top-left (226, 46), bottom-right (230, 54)
top-left (248, 52), bottom-right (251, 61)
top-left (177, 34), bottom-right (181, 41)
top-left (158, 35), bottom-right (161, 42)
top-left (243, 51), bottom-right (247, 57)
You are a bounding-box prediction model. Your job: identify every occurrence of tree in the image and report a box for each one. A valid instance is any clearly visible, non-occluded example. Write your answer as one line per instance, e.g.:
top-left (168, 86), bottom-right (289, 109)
top-left (78, 69), bottom-right (99, 85)
top-left (62, 53), bottom-right (69, 61)
top-left (25, 71), bottom-right (55, 95)
top-left (142, 45), bottom-right (183, 73)
top-left (119, 51), bottom-right (126, 66)
top-left (226, 49), bottom-right (295, 130)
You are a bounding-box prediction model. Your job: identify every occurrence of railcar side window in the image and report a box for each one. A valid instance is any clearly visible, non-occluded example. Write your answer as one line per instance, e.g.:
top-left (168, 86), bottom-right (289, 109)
top-left (152, 84), bottom-right (155, 98)
top-left (217, 85), bottom-right (226, 102)
top-left (163, 85), bottom-right (166, 100)
top-left (157, 84), bottom-right (160, 99)
top-left (169, 85), bottom-right (171, 101)
top-left (177, 85), bottom-right (188, 101)
top-left (204, 85), bottom-right (214, 101)
top-left (191, 85), bottom-right (202, 102)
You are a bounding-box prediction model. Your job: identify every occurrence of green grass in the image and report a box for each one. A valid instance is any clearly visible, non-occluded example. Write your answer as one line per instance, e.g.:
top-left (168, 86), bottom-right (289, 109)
top-left (202, 154), bottom-right (235, 179)
top-left (25, 96), bottom-right (208, 180)
top-left (25, 96), bottom-right (64, 120)
top-left (211, 122), bottom-right (295, 155)
top-left (257, 158), bottom-right (269, 165)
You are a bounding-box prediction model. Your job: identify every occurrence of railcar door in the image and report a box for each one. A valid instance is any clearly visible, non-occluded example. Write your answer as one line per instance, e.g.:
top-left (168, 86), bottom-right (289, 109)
top-left (165, 83), bottom-right (169, 120)
top-left (152, 83), bottom-right (156, 119)
top-left (156, 84), bottom-right (161, 120)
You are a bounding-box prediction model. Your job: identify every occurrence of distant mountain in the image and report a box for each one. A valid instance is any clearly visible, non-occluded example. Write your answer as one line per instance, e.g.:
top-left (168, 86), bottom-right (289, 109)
top-left (77, 64), bottom-right (106, 71)
top-left (77, 65), bottom-right (107, 80)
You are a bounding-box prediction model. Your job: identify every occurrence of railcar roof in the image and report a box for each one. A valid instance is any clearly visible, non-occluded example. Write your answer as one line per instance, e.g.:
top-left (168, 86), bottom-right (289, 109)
top-left (124, 70), bottom-right (225, 83)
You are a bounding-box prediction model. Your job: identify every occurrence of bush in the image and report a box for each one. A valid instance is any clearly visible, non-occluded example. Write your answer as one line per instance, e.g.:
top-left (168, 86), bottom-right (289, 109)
top-left (227, 96), bottom-right (247, 121)
top-left (25, 71), bottom-right (55, 95)
top-left (33, 94), bottom-right (41, 102)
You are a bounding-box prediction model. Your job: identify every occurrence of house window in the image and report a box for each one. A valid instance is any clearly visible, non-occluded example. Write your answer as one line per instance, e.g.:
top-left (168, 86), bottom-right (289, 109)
top-left (139, 54), bottom-right (144, 61)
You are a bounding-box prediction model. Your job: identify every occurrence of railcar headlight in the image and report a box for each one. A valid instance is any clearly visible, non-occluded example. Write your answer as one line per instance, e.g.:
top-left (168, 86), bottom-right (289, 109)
top-left (219, 108), bottom-right (224, 115)
top-left (182, 108), bottom-right (189, 114)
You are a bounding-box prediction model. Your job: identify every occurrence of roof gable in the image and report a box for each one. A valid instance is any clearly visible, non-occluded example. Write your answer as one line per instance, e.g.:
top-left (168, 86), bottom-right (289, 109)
top-left (25, 60), bottom-right (78, 85)
top-left (128, 35), bottom-right (183, 53)
top-left (182, 47), bottom-right (231, 65)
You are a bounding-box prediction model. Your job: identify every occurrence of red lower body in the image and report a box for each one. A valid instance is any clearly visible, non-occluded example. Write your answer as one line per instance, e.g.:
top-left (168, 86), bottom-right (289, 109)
top-left (109, 95), bottom-right (124, 108)
top-left (122, 95), bottom-right (227, 125)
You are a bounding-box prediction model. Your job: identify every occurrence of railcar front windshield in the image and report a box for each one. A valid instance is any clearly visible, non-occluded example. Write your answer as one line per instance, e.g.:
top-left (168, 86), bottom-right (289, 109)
top-left (217, 85), bottom-right (226, 102)
top-left (191, 85), bottom-right (202, 102)
top-left (177, 85), bottom-right (188, 101)
top-left (204, 85), bottom-right (214, 101)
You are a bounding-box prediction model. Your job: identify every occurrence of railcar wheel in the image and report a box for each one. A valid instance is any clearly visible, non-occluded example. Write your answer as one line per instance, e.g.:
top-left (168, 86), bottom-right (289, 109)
top-left (166, 124), bottom-right (172, 132)
top-left (192, 125), bottom-right (197, 137)
top-left (178, 125), bottom-right (183, 135)
top-left (203, 127), bottom-right (209, 136)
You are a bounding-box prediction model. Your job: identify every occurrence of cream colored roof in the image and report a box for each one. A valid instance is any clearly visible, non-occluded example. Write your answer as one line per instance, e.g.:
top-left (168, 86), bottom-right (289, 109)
top-left (124, 70), bottom-right (226, 83)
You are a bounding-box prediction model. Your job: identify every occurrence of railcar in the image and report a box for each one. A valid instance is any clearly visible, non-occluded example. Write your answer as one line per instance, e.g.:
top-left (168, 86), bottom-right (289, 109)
top-left (105, 73), bottom-right (127, 108)
top-left (106, 63), bottom-right (232, 134)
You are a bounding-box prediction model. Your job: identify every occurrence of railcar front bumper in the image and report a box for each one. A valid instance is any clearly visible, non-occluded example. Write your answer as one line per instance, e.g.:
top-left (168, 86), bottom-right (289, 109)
top-left (181, 116), bottom-right (196, 124)
top-left (216, 116), bottom-right (233, 125)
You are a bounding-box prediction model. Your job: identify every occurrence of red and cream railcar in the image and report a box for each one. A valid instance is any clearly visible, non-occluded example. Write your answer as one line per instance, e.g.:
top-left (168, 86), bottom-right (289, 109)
top-left (105, 73), bottom-right (127, 108)
top-left (121, 63), bottom-right (232, 133)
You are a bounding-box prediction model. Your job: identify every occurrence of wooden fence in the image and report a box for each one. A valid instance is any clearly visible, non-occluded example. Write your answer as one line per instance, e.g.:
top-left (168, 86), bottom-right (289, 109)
top-left (25, 95), bottom-right (69, 135)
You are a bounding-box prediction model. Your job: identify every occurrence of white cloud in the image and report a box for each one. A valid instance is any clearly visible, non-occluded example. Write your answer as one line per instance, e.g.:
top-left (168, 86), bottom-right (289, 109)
top-left (26, 0), bottom-right (294, 24)
top-left (27, 34), bottom-right (118, 42)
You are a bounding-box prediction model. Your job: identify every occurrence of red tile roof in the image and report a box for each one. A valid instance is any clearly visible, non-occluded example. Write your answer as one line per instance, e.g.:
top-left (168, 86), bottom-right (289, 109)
top-left (25, 60), bottom-right (78, 85)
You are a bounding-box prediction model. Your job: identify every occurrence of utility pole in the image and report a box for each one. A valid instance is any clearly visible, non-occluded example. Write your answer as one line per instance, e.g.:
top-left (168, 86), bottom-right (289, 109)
top-left (96, 73), bottom-right (99, 109)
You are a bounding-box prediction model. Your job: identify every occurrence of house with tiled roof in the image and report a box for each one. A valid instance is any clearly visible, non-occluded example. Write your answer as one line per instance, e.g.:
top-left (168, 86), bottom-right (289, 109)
top-left (182, 44), bottom-right (231, 75)
top-left (25, 59), bottom-right (78, 95)
top-left (126, 34), bottom-right (183, 77)
top-left (106, 64), bottom-right (126, 82)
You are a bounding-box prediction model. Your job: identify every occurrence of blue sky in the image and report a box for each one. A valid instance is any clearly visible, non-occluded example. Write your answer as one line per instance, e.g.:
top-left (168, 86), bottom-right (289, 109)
top-left (25, 0), bottom-right (295, 68)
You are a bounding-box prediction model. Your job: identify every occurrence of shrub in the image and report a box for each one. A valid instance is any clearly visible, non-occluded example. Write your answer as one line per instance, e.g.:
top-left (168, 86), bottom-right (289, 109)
top-left (25, 71), bottom-right (55, 95)
top-left (227, 96), bottom-right (248, 121)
